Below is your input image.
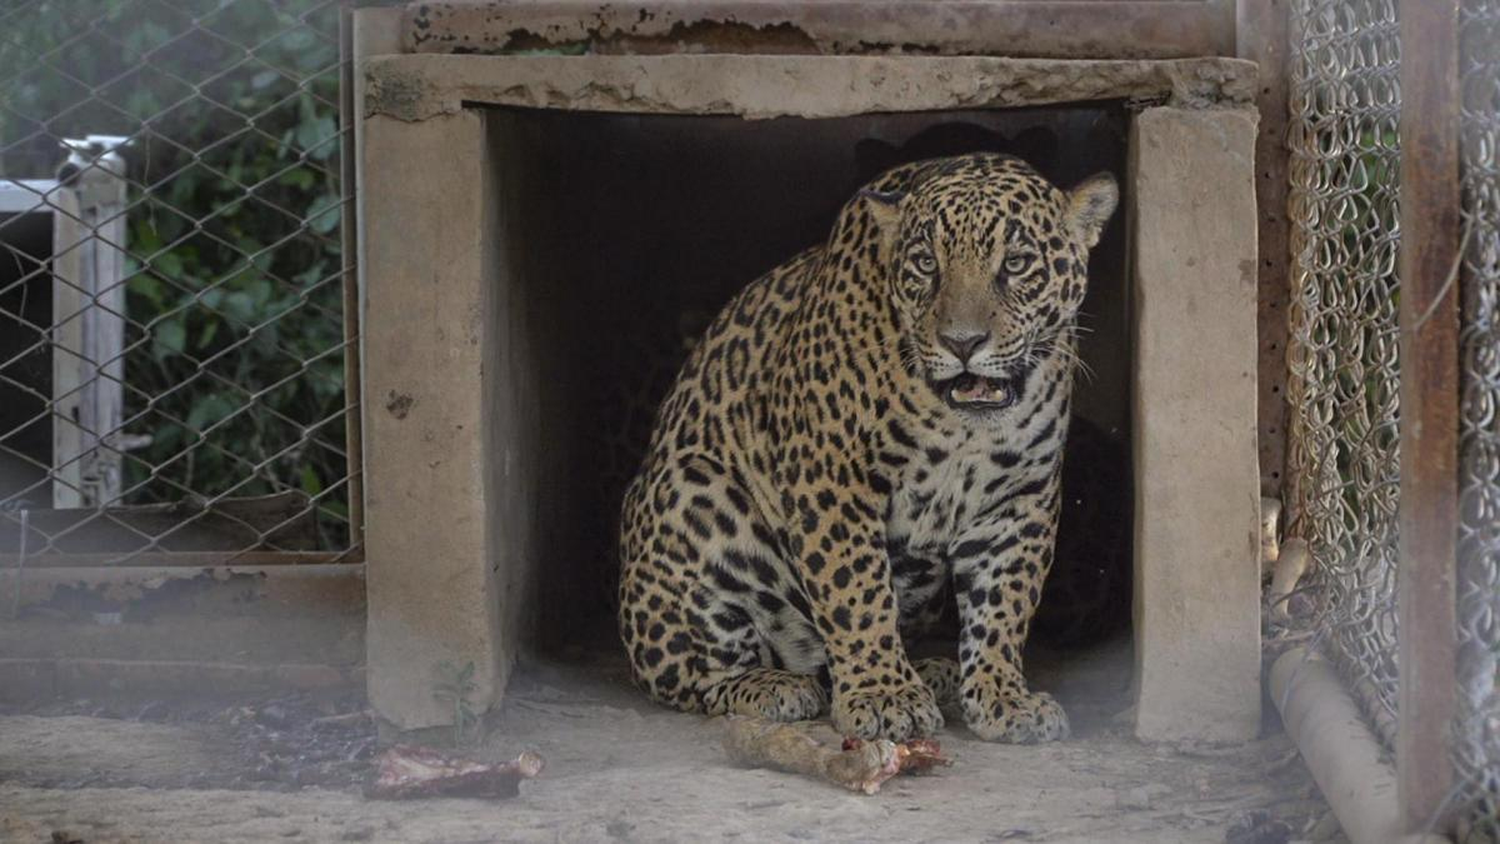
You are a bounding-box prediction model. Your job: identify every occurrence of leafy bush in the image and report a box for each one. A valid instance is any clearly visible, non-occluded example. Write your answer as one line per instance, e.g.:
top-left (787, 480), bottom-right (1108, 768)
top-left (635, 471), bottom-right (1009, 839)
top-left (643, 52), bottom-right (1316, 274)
top-left (2, 1), bottom-right (351, 547)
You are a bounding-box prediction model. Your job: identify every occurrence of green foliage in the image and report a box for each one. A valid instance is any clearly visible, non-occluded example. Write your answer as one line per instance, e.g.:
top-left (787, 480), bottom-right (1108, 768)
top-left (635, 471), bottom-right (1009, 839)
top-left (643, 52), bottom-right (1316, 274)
top-left (2, 1), bottom-right (351, 545)
top-left (431, 660), bottom-right (482, 747)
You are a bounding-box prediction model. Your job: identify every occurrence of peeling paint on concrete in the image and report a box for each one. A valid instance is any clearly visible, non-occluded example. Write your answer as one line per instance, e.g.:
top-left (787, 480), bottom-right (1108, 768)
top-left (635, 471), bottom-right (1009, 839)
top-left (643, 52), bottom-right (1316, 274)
top-left (400, 1), bottom-right (1233, 60)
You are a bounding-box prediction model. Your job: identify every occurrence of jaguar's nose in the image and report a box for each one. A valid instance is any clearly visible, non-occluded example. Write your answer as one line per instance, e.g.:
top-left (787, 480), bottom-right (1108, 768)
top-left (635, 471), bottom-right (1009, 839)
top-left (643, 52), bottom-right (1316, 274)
top-left (939, 330), bottom-right (989, 363)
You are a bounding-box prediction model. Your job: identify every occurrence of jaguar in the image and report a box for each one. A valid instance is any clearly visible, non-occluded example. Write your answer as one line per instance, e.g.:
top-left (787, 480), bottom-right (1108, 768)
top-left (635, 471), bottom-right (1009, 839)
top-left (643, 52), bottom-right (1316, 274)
top-left (618, 152), bottom-right (1118, 742)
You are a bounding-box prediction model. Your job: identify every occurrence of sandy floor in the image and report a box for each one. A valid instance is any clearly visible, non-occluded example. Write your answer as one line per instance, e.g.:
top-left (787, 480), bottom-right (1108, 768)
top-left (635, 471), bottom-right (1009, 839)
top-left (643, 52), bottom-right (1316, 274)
top-left (0, 641), bottom-right (1340, 844)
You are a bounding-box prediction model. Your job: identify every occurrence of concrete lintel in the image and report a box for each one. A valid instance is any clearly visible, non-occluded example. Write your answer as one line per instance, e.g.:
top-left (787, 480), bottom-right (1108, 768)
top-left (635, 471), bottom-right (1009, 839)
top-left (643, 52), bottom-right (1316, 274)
top-left (1130, 105), bottom-right (1262, 743)
top-left (364, 53), bottom-right (1257, 123)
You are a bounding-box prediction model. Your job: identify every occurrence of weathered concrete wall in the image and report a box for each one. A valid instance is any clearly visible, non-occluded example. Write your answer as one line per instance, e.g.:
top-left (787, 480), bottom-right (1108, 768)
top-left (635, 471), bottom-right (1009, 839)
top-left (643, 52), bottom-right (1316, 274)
top-left (364, 54), bottom-right (1256, 123)
top-left (481, 112), bottom-right (551, 668)
top-left (1130, 106), bottom-right (1262, 743)
top-left (360, 110), bottom-right (507, 730)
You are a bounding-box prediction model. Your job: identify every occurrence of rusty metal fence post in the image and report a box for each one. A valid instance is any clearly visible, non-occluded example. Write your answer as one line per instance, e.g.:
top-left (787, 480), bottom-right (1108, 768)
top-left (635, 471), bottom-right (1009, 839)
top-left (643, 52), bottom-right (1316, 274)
top-left (1396, 0), bottom-right (1461, 832)
top-left (1286, 0), bottom-right (1500, 836)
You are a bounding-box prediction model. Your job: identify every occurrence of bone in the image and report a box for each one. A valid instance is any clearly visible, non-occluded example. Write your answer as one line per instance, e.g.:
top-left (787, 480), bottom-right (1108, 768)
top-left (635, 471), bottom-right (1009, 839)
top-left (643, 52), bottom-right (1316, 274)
top-left (365, 744), bottom-right (544, 800)
top-left (720, 716), bottom-right (950, 795)
top-left (1260, 497), bottom-right (1282, 575)
top-left (1268, 537), bottom-right (1311, 624)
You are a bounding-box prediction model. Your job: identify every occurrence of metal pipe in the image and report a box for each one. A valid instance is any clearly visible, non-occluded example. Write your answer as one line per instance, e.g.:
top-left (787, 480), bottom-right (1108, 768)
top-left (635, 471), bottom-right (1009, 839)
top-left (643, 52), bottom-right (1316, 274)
top-left (1270, 647), bottom-right (1451, 844)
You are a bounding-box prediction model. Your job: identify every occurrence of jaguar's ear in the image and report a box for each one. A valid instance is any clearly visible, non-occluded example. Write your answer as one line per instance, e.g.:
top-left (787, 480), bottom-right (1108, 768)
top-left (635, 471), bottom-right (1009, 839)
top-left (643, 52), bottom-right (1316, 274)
top-left (857, 188), bottom-right (905, 248)
top-left (1064, 172), bottom-right (1119, 250)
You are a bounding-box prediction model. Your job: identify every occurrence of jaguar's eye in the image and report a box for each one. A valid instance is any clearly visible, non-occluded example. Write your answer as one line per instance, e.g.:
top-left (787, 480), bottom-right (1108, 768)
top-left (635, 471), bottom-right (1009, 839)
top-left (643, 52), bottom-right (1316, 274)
top-left (1003, 254), bottom-right (1032, 274)
top-left (914, 254), bottom-right (938, 274)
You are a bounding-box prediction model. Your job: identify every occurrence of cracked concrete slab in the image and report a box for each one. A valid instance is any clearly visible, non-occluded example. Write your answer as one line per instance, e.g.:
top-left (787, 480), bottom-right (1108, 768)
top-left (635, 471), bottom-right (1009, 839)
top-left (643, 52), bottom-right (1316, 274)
top-left (364, 54), bottom-right (1257, 122)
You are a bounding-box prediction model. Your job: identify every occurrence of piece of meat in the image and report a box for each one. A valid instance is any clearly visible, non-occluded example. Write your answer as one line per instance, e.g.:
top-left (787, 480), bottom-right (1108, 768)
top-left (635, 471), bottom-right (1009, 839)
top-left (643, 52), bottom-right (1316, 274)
top-left (365, 744), bottom-right (544, 800)
top-left (843, 736), bottom-right (951, 776)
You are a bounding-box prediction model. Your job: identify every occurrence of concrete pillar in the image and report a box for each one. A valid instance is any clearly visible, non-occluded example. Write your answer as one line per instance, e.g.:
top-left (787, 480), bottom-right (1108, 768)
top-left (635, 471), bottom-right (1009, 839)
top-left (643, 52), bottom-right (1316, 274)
top-left (359, 105), bottom-right (506, 731)
top-left (1130, 106), bottom-right (1262, 743)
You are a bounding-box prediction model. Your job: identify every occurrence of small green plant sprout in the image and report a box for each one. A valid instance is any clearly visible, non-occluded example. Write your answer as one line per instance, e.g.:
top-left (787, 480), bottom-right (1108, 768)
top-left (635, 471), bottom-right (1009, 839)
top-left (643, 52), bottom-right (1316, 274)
top-left (432, 660), bottom-right (480, 746)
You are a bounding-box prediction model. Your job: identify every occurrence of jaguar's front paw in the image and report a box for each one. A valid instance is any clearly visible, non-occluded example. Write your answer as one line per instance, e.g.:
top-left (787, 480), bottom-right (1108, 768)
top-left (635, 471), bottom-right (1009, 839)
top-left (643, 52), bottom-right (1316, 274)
top-left (705, 668), bottom-right (829, 721)
top-left (913, 657), bottom-right (961, 706)
top-left (961, 680), bottom-right (1069, 743)
top-left (833, 683), bottom-right (944, 741)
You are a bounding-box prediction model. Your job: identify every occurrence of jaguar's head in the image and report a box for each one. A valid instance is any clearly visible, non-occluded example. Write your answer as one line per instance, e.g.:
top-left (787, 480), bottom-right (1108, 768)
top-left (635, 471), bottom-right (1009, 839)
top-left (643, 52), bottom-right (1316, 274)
top-left (863, 155), bottom-right (1118, 413)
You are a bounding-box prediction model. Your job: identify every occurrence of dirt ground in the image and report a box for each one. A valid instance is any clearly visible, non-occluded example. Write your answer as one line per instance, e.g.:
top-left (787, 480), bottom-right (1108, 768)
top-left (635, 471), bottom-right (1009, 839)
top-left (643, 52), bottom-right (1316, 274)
top-left (0, 637), bottom-right (1342, 844)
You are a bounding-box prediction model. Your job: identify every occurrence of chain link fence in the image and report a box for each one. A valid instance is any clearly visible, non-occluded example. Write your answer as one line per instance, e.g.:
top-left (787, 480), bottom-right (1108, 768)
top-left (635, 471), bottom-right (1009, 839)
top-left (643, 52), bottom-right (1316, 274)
top-left (1285, 0), bottom-right (1403, 745)
top-left (1457, 0), bottom-right (1500, 836)
top-left (0, 0), bottom-right (359, 565)
top-left (1287, 0), bottom-right (1500, 835)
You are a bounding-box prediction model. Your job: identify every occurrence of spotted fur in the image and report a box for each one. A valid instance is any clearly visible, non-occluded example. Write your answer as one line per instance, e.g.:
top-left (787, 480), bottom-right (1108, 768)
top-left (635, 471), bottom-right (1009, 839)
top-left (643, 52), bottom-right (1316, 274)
top-left (618, 153), bottom-right (1119, 742)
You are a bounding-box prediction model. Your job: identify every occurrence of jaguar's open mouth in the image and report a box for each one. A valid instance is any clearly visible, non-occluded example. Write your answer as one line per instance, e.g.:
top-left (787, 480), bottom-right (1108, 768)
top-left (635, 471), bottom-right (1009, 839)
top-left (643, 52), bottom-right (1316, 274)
top-left (932, 372), bottom-right (1020, 411)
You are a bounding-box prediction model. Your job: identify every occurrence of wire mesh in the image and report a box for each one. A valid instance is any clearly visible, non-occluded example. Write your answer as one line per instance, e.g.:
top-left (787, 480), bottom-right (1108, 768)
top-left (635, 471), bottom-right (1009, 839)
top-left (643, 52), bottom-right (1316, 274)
top-left (1284, 0), bottom-right (1403, 746)
top-left (1288, 0), bottom-right (1500, 832)
top-left (0, 0), bottom-right (358, 565)
top-left (1457, 0), bottom-right (1500, 836)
